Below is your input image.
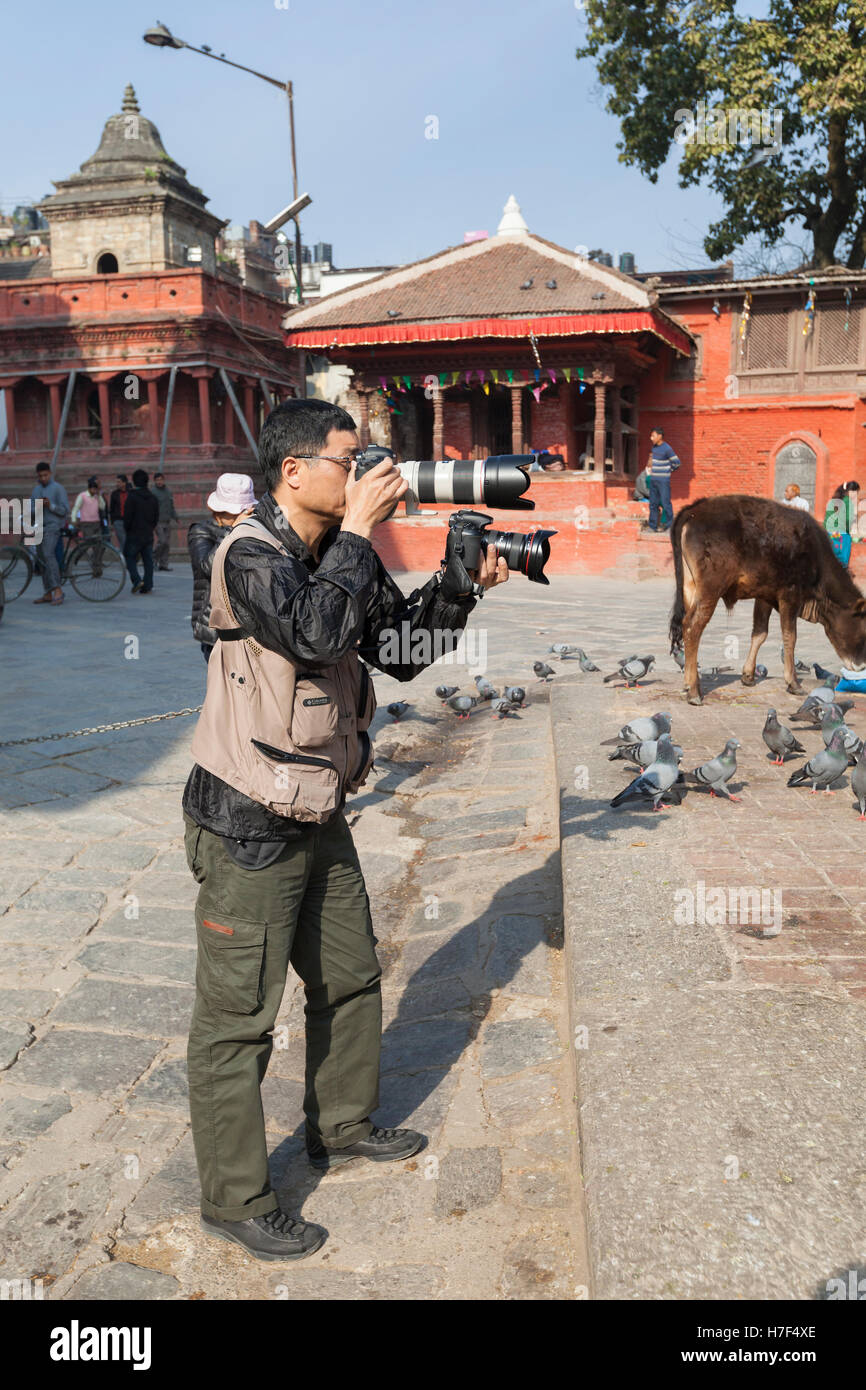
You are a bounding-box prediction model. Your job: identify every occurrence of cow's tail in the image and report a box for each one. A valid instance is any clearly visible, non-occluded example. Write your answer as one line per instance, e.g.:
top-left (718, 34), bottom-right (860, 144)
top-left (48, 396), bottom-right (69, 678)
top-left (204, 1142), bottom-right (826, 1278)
top-left (668, 505), bottom-right (693, 652)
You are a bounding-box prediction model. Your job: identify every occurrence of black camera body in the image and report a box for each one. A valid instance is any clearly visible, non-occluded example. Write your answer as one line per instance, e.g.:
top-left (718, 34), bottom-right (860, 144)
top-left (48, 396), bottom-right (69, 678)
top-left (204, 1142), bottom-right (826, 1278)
top-left (447, 509), bottom-right (556, 586)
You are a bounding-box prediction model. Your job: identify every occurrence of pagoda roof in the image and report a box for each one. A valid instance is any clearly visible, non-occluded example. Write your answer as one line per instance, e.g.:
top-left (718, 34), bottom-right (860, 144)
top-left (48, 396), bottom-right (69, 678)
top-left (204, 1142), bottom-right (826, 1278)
top-left (284, 206), bottom-right (692, 355)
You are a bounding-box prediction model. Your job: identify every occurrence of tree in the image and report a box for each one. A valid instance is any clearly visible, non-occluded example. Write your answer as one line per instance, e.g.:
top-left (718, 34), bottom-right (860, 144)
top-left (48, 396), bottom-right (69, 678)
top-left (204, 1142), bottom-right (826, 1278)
top-left (576, 0), bottom-right (866, 268)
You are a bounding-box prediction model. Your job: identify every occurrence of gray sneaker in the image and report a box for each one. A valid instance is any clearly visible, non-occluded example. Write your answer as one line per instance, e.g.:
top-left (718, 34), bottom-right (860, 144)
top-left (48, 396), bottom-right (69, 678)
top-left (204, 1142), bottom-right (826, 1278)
top-left (200, 1208), bottom-right (326, 1262)
top-left (307, 1124), bottom-right (425, 1172)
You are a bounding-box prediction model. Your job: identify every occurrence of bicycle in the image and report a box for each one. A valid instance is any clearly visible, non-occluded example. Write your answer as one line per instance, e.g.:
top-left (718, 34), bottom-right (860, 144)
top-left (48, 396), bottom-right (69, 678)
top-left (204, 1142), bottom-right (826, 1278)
top-left (0, 524), bottom-right (126, 602)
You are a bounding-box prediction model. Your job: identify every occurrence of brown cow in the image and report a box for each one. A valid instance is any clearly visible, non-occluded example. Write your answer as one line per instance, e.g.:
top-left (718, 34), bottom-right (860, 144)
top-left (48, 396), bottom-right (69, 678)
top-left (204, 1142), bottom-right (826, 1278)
top-left (669, 495), bottom-right (866, 705)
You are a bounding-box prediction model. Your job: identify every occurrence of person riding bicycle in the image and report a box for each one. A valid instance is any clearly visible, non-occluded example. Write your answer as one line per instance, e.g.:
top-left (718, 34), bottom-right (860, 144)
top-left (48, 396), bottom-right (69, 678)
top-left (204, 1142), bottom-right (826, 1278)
top-left (31, 462), bottom-right (69, 606)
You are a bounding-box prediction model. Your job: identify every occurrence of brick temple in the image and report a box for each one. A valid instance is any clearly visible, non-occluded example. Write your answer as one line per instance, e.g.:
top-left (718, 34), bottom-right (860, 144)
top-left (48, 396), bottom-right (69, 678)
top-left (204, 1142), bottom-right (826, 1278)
top-left (0, 85), bottom-right (299, 550)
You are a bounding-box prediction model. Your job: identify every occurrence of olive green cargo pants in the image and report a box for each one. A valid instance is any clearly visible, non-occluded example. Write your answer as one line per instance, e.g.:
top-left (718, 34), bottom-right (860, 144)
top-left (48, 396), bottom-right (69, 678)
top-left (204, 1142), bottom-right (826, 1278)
top-left (184, 812), bottom-right (381, 1221)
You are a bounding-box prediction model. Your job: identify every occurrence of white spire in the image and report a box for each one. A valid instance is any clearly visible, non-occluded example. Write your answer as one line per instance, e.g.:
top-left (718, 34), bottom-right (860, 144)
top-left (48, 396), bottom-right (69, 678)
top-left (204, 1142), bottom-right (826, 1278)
top-left (497, 194), bottom-right (528, 238)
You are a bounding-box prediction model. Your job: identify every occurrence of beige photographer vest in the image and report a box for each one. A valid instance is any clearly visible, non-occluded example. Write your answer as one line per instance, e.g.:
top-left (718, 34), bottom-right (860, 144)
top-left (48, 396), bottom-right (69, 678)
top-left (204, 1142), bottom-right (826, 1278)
top-left (190, 519), bottom-right (376, 823)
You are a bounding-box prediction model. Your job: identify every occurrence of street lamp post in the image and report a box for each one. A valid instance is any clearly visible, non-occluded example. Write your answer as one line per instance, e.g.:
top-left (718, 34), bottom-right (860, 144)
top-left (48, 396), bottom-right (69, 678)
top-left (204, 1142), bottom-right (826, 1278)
top-left (143, 22), bottom-right (305, 303)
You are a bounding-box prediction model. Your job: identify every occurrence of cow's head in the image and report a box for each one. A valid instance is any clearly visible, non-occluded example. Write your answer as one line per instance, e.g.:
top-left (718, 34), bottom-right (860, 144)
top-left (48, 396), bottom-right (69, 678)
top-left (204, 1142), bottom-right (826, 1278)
top-left (833, 596), bottom-right (866, 668)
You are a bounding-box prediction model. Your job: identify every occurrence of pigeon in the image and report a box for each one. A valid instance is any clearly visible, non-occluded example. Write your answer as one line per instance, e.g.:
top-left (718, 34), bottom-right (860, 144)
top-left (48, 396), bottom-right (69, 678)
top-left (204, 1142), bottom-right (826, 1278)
top-left (601, 712), bottom-right (672, 746)
top-left (755, 664), bottom-right (768, 679)
top-left (851, 744), bottom-right (866, 819)
top-left (447, 695), bottom-right (477, 720)
top-left (793, 695), bottom-right (853, 725)
top-left (490, 698), bottom-right (520, 720)
top-left (792, 686), bottom-right (839, 720)
top-left (474, 675), bottom-right (499, 701)
top-left (672, 647), bottom-right (686, 671)
top-left (778, 646), bottom-right (809, 674)
top-left (503, 685), bottom-right (526, 706)
top-left (548, 643), bottom-right (578, 660)
top-left (762, 709), bottom-right (805, 765)
top-left (683, 739), bottom-right (742, 801)
top-left (610, 735), bottom-right (682, 811)
top-left (576, 649), bottom-right (600, 672)
top-left (435, 684), bottom-right (459, 704)
top-left (387, 702), bottom-right (409, 721)
top-left (813, 662), bottom-right (840, 687)
top-left (787, 729), bottom-right (849, 793)
top-left (702, 665), bottom-right (732, 678)
top-left (607, 738), bottom-right (684, 768)
top-left (603, 655), bottom-right (655, 687)
top-left (533, 662), bottom-right (555, 681)
top-left (819, 705), bottom-right (863, 761)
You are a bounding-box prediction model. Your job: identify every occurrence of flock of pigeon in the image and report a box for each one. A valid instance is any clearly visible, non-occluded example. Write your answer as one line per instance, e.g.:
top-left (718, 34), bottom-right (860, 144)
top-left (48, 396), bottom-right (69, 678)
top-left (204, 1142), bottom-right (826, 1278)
top-left (601, 657), bottom-right (866, 818)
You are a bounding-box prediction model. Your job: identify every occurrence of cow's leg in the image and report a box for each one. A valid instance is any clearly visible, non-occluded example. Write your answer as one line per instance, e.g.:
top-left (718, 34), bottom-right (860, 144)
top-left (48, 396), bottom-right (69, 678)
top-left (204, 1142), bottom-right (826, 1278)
top-left (778, 596), bottom-right (804, 694)
top-left (682, 598), bottom-right (717, 704)
top-left (741, 600), bottom-right (772, 685)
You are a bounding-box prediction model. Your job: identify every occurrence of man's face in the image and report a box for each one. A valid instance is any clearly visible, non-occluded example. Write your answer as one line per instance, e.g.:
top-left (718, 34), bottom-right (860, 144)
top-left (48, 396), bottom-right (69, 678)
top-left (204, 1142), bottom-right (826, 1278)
top-left (155, 476), bottom-right (164, 487)
top-left (785, 485), bottom-right (796, 500)
top-left (37, 469), bottom-right (50, 487)
top-left (280, 427), bottom-right (360, 522)
top-left (650, 431), bottom-right (661, 445)
top-left (116, 477), bottom-right (125, 488)
top-left (89, 482), bottom-right (99, 493)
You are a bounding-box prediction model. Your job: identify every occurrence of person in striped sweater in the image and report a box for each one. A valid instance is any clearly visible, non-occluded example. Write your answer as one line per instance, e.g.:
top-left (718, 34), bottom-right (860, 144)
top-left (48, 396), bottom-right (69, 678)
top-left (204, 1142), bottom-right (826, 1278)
top-left (646, 428), bottom-right (682, 532)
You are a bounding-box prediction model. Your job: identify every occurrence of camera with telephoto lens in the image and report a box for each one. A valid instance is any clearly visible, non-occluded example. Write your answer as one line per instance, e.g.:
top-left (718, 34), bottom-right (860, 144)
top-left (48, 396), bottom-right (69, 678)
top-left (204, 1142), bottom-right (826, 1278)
top-left (448, 509), bottom-right (556, 586)
top-left (353, 444), bottom-right (538, 511)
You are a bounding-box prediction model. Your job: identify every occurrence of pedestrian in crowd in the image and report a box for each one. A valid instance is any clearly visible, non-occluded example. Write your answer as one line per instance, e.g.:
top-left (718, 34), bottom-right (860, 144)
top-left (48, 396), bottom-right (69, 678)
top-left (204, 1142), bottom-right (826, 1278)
top-left (71, 475), bottom-right (108, 577)
top-left (783, 482), bottom-right (811, 512)
top-left (825, 480), bottom-right (860, 536)
top-left (109, 474), bottom-right (130, 550)
top-left (633, 465), bottom-right (650, 503)
top-left (646, 427), bottom-right (681, 532)
top-left (30, 461), bottom-right (69, 606)
top-left (182, 398), bottom-right (508, 1262)
top-left (188, 473), bottom-right (257, 662)
top-left (123, 468), bottom-right (159, 595)
top-left (152, 470), bottom-right (178, 571)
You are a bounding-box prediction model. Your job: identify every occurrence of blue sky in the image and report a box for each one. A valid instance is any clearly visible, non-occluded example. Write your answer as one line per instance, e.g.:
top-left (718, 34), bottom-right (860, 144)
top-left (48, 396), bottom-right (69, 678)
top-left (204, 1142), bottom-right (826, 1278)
top-left (2, 0), bottom-right (734, 274)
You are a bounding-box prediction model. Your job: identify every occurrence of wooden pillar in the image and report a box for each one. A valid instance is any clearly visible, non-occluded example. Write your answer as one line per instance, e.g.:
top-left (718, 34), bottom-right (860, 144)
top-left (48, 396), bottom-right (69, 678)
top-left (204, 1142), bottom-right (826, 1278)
top-left (243, 379), bottom-right (256, 436)
top-left (563, 377), bottom-right (576, 470)
top-left (510, 385), bottom-right (523, 454)
top-left (147, 378), bottom-right (160, 446)
top-left (1, 381), bottom-right (18, 451)
top-left (612, 384), bottom-right (623, 473)
top-left (49, 382), bottom-right (63, 443)
top-left (593, 379), bottom-right (606, 473)
top-left (356, 388), bottom-right (370, 448)
top-left (194, 373), bottom-right (212, 445)
top-left (97, 380), bottom-right (111, 448)
top-left (433, 388), bottom-right (444, 458)
top-left (225, 387), bottom-right (235, 447)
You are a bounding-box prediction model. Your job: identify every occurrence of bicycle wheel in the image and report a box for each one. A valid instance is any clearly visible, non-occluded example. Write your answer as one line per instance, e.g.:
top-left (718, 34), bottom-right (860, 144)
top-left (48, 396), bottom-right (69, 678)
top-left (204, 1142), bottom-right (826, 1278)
top-left (67, 540), bottom-right (126, 601)
top-left (0, 545), bottom-right (34, 601)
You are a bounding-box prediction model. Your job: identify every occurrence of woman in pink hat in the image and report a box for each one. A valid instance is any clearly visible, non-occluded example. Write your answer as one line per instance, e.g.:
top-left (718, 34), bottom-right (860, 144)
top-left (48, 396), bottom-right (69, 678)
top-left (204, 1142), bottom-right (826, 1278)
top-left (188, 474), bottom-right (257, 662)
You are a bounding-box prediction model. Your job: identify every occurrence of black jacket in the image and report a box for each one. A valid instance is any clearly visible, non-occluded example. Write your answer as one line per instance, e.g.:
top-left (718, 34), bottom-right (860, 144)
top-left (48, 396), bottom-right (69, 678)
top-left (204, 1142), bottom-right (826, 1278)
top-left (183, 491), bottom-right (477, 841)
top-left (109, 486), bottom-right (129, 522)
top-left (188, 517), bottom-right (228, 645)
top-left (123, 487), bottom-right (159, 544)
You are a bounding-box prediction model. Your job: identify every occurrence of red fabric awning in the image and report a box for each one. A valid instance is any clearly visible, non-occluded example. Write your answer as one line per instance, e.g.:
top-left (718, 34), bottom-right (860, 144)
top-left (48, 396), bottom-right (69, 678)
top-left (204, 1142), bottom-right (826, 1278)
top-left (284, 310), bottom-right (693, 356)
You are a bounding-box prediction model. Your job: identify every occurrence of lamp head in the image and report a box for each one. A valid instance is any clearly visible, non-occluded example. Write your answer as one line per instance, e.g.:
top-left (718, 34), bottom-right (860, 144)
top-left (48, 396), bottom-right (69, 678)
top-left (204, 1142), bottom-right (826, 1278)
top-left (143, 23), bottom-right (184, 48)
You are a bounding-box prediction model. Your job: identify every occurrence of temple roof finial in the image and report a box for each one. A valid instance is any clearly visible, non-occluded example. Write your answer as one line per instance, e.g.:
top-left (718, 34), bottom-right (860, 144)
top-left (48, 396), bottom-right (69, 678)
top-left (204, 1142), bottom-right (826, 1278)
top-left (497, 194), bottom-right (529, 237)
top-left (122, 83), bottom-right (140, 114)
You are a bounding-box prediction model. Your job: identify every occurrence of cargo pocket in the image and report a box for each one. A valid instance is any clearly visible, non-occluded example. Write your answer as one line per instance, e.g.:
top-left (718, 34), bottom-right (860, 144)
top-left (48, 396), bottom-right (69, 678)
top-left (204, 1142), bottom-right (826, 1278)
top-left (357, 663), bottom-right (377, 732)
top-left (250, 739), bottom-right (341, 823)
top-left (184, 818), bottom-right (205, 883)
top-left (291, 674), bottom-right (340, 748)
top-left (195, 906), bottom-right (266, 1014)
top-left (346, 731), bottom-right (374, 793)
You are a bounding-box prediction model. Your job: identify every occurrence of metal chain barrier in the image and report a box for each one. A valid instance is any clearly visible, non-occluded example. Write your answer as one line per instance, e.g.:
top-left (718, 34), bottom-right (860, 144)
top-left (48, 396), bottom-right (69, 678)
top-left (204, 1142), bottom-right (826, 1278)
top-left (0, 706), bottom-right (203, 749)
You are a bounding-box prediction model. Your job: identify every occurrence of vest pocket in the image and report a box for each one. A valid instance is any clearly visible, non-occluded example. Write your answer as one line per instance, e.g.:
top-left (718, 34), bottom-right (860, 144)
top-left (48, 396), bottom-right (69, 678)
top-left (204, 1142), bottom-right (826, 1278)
top-left (250, 740), bottom-right (341, 823)
top-left (291, 674), bottom-right (340, 748)
top-left (195, 906), bottom-right (266, 1014)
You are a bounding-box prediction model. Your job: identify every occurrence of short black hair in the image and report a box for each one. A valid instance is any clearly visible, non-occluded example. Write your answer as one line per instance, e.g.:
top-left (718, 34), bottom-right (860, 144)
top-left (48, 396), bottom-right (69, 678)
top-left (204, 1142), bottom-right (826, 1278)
top-left (36, 461), bottom-right (51, 473)
top-left (154, 472), bottom-right (165, 480)
top-left (116, 474), bottom-right (128, 483)
top-left (651, 426), bottom-right (665, 438)
top-left (258, 398), bottom-right (357, 491)
top-left (132, 468), bottom-right (149, 488)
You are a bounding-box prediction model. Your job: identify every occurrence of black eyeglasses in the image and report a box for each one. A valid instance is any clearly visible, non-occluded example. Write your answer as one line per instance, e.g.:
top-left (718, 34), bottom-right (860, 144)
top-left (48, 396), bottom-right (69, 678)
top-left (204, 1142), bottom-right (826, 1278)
top-left (293, 454), bottom-right (360, 473)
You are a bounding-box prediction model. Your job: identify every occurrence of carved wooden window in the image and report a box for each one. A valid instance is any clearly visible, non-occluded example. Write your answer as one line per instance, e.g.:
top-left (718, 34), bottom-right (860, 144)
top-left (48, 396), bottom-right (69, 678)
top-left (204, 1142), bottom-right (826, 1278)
top-left (815, 304), bottom-right (860, 366)
top-left (669, 334), bottom-right (703, 379)
top-left (743, 308), bottom-right (790, 369)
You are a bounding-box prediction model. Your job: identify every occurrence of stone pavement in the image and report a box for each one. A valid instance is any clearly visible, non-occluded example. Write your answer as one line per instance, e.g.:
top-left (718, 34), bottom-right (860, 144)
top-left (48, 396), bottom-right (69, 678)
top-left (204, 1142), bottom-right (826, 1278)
top-left (0, 569), bottom-right (587, 1301)
top-left (0, 567), bottom-right (863, 1300)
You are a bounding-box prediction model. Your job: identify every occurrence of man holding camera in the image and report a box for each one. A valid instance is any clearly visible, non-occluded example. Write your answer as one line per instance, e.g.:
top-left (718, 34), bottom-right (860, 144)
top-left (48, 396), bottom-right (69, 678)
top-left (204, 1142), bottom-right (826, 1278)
top-left (183, 398), bottom-right (507, 1262)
